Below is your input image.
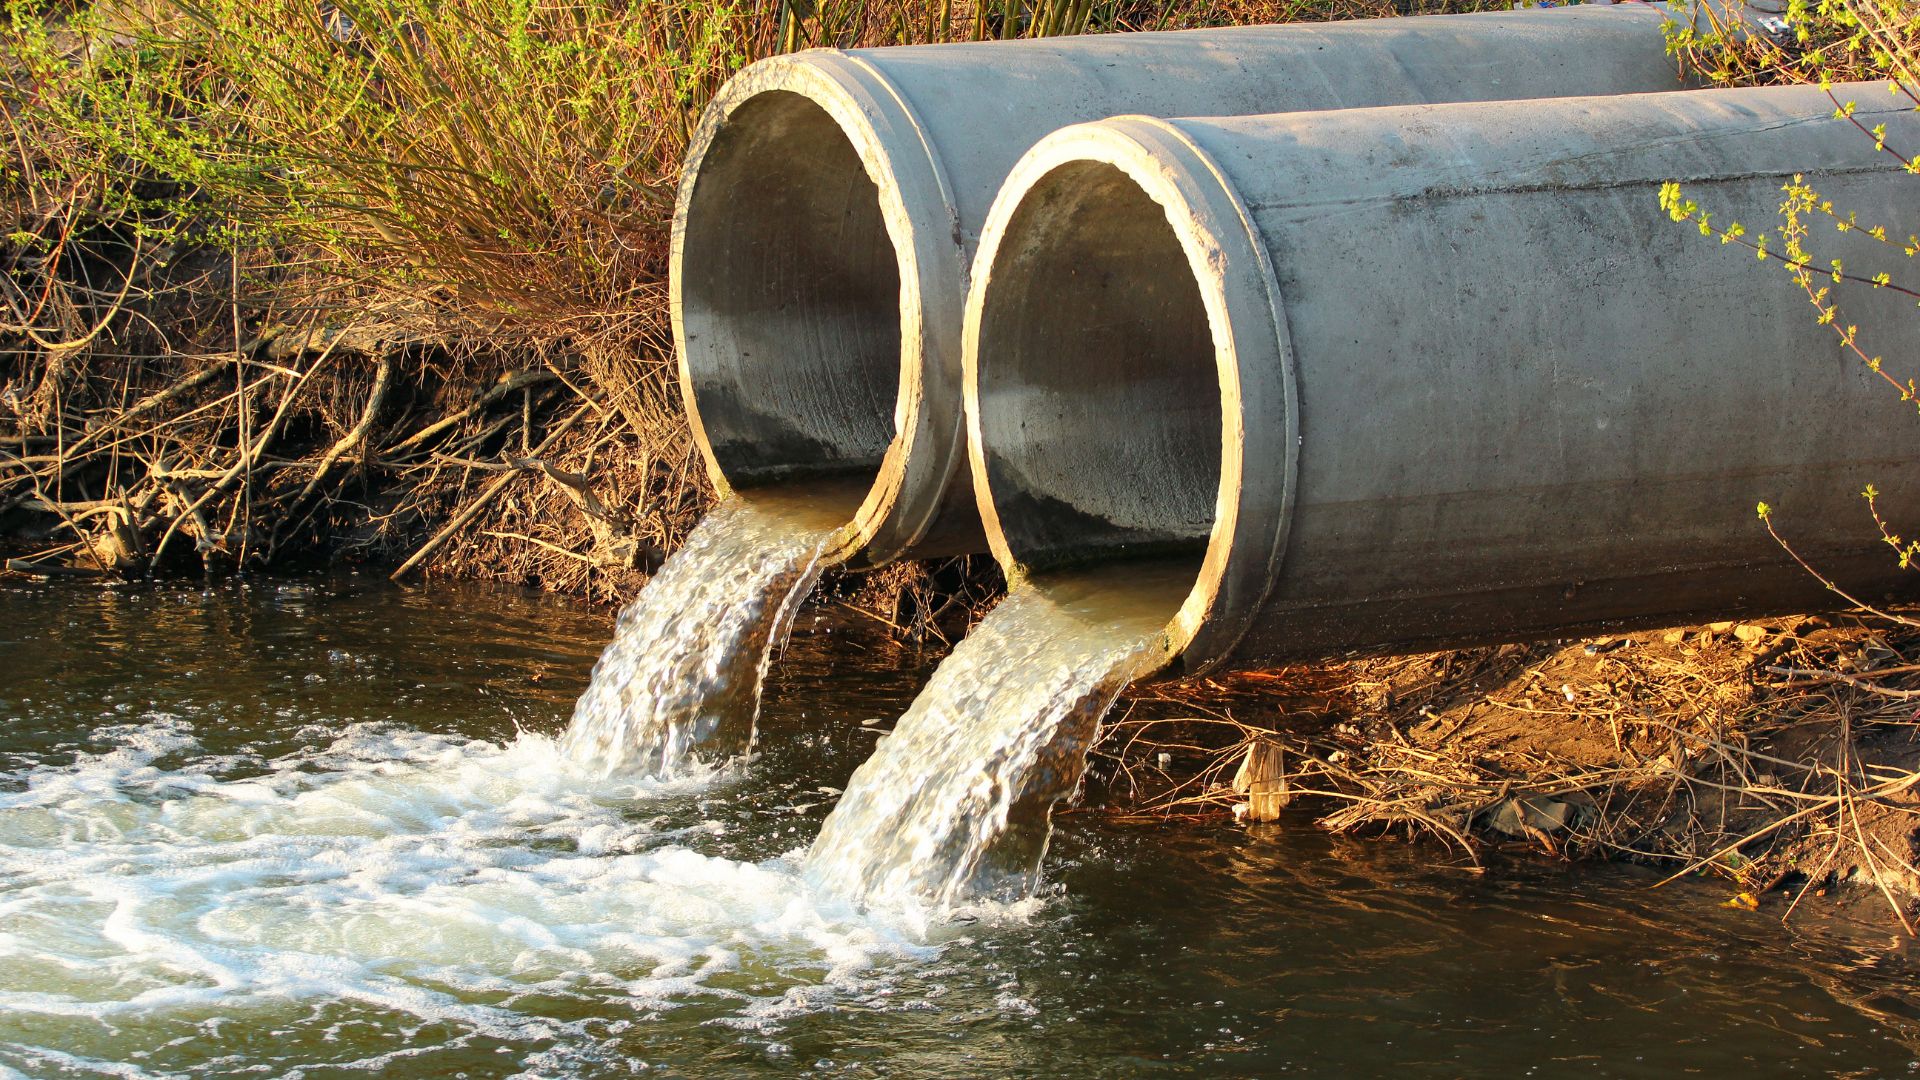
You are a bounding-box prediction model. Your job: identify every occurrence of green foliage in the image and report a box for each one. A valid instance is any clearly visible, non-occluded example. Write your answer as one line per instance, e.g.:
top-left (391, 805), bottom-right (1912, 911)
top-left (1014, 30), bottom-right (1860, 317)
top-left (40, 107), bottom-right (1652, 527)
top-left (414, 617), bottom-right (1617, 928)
top-left (8, 0), bottom-right (1480, 355)
top-left (1662, 0), bottom-right (1917, 87)
top-left (6, 0), bottom-right (776, 348)
top-left (1661, 0), bottom-right (1919, 593)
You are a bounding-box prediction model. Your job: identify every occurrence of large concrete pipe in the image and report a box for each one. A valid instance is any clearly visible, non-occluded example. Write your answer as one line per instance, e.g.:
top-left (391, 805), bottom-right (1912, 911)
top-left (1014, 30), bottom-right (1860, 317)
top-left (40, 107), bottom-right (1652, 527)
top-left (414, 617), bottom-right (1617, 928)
top-left (672, 6), bottom-right (1700, 564)
top-left (963, 82), bottom-right (1920, 674)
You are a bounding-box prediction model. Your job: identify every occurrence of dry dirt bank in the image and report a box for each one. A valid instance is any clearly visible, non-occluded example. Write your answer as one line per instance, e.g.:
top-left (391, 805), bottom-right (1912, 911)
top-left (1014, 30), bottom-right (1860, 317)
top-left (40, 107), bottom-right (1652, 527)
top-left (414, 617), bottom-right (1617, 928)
top-left (1090, 610), bottom-right (1920, 930)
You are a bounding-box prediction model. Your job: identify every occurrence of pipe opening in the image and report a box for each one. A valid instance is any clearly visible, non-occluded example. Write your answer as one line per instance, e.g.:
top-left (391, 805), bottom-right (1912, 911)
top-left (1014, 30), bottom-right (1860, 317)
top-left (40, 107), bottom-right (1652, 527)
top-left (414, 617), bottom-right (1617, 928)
top-left (973, 159), bottom-right (1224, 601)
top-left (679, 89), bottom-right (903, 497)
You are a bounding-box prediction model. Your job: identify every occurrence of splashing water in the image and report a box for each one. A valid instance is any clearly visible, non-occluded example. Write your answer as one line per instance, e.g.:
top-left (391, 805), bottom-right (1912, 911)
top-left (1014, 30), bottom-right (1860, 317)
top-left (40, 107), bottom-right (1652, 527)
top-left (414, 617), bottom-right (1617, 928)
top-left (560, 491), bottom-right (853, 776)
top-left (0, 716), bottom-right (939, 1076)
top-left (805, 564), bottom-right (1188, 911)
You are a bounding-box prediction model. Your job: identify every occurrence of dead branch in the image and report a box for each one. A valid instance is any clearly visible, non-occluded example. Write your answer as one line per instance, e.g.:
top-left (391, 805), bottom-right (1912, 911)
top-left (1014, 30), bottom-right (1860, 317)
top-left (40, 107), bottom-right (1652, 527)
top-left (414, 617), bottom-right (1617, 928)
top-left (389, 402), bottom-right (592, 580)
top-left (1766, 665), bottom-right (1920, 699)
top-left (385, 368), bottom-right (557, 457)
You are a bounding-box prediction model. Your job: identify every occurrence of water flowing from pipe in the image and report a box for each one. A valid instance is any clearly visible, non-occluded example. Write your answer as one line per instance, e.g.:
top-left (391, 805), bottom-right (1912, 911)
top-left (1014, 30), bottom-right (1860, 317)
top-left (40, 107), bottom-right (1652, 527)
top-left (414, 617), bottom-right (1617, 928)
top-left (560, 490), bottom-right (853, 776)
top-left (805, 564), bottom-right (1187, 910)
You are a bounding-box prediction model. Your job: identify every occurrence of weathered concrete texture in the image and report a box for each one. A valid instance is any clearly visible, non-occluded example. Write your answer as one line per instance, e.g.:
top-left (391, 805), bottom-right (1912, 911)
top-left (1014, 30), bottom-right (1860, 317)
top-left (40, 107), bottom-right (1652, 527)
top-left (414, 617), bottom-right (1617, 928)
top-left (671, 7), bottom-right (1696, 564)
top-left (964, 82), bottom-right (1920, 674)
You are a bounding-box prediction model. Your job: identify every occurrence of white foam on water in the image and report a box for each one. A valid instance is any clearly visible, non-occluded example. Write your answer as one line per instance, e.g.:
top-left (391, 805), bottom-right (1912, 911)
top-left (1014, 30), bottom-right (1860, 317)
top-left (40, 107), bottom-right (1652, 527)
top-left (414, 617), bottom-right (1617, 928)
top-left (0, 714), bottom-right (949, 1074)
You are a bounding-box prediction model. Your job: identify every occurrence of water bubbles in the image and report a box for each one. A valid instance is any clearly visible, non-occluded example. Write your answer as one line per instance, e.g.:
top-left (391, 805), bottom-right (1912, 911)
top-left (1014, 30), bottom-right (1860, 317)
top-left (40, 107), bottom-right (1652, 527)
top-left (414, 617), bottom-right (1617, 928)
top-left (0, 717), bottom-right (934, 1070)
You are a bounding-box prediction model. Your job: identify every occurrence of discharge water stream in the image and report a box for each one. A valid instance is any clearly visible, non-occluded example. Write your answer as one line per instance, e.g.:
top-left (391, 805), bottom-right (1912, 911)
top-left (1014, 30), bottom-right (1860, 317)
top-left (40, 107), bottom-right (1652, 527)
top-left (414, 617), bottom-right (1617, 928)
top-left (806, 564), bottom-right (1189, 910)
top-left (1, 579), bottom-right (1917, 1076)
top-left (558, 488), bottom-right (853, 776)
top-left (546, 486), bottom-right (1185, 915)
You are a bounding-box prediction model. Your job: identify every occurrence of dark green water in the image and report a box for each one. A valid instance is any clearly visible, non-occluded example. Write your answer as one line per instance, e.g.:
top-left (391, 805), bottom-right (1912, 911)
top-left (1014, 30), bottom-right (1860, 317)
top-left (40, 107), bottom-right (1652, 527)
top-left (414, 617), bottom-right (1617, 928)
top-left (1, 577), bottom-right (1917, 1078)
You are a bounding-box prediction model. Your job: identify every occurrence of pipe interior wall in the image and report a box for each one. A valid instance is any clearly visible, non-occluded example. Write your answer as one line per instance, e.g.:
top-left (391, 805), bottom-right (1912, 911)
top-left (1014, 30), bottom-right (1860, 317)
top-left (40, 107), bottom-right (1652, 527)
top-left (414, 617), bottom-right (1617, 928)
top-left (675, 91), bottom-right (901, 491)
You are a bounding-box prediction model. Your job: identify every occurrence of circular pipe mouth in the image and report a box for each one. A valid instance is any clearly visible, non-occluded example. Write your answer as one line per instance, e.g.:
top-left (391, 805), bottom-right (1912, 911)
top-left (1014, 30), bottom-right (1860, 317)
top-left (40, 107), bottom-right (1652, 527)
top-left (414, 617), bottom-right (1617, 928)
top-left (963, 118), bottom-right (1300, 674)
top-left (671, 56), bottom-right (964, 562)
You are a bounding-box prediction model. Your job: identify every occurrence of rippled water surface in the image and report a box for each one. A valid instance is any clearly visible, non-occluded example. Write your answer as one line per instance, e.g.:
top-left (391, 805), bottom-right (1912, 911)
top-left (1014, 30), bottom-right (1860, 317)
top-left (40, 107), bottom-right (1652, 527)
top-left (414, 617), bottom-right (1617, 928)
top-left (2, 577), bottom-right (1918, 1078)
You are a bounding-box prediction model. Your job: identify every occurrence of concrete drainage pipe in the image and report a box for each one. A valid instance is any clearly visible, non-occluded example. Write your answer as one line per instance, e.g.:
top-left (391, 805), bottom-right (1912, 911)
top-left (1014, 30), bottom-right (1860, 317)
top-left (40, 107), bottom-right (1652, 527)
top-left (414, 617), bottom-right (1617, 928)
top-left (964, 82), bottom-right (1920, 674)
top-left (671, 6), bottom-right (1697, 565)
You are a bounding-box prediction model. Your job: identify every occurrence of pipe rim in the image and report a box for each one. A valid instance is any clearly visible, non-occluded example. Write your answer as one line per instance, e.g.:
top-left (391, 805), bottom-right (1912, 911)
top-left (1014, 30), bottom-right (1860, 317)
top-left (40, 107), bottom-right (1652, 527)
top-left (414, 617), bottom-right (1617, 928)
top-left (670, 52), bottom-right (969, 563)
top-left (963, 116), bottom-right (1300, 674)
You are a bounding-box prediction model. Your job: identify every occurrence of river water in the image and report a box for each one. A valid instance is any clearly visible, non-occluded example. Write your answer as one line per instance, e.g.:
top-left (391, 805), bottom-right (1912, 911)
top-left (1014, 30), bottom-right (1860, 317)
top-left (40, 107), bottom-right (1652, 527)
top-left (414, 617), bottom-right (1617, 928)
top-left (2, 577), bottom-right (1918, 1077)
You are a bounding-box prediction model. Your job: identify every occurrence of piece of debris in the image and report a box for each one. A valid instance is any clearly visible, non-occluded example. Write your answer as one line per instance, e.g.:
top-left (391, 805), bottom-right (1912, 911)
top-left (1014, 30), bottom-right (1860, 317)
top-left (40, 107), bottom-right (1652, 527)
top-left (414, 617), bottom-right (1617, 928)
top-left (1231, 740), bottom-right (1290, 822)
top-left (1481, 794), bottom-right (1584, 837)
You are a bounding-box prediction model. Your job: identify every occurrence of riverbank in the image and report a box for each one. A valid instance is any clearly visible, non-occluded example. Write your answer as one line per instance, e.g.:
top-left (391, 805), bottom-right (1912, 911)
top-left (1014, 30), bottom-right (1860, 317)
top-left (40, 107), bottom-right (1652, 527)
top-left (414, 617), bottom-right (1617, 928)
top-left (1093, 610), bottom-right (1920, 930)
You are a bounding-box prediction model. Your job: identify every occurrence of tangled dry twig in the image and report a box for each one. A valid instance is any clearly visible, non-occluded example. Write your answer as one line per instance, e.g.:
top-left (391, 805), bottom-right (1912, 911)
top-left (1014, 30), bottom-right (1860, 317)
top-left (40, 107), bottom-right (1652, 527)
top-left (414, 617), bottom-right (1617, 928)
top-left (1089, 614), bottom-right (1920, 929)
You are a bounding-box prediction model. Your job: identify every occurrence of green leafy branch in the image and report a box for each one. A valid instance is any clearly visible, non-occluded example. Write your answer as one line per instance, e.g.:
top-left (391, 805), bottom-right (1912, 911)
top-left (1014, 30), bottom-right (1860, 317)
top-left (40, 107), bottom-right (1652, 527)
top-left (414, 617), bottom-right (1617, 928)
top-left (1659, 164), bottom-right (1919, 408)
